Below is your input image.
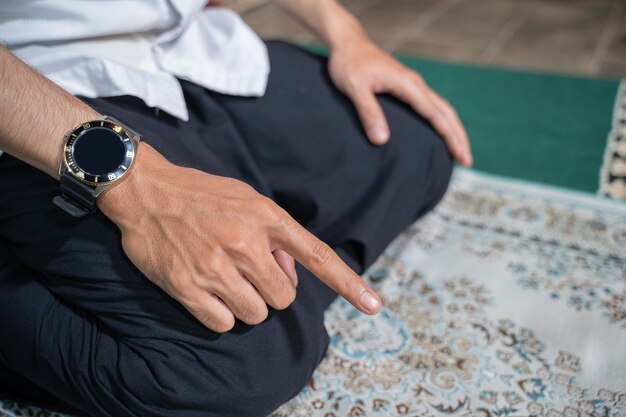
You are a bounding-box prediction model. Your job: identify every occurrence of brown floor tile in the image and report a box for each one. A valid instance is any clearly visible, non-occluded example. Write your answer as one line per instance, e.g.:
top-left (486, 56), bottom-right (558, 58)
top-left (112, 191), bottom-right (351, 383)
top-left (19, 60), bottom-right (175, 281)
top-left (502, 2), bottom-right (610, 55)
top-left (340, 0), bottom-right (445, 50)
top-left (394, 38), bottom-right (484, 64)
top-left (417, 0), bottom-right (519, 50)
top-left (519, 0), bottom-right (615, 11)
top-left (241, 4), bottom-right (316, 43)
top-left (361, 28), bottom-right (410, 51)
top-left (597, 56), bottom-right (626, 80)
top-left (356, 11), bottom-right (421, 35)
top-left (606, 26), bottom-right (626, 57)
top-left (338, 0), bottom-right (396, 15)
top-left (357, 0), bottom-right (441, 17)
top-left (488, 47), bottom-right (592, 77)
top-left (221, 0), bottom-right (268, 15)
top-left (233, 0), bottom-right (626, 79)
top-left (357, 19), bottom-right (419, 50)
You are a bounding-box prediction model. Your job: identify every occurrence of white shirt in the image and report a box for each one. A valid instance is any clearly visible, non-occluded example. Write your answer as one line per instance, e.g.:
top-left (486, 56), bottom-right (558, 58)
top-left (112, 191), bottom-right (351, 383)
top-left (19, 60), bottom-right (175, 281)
top-left (0, 0), bottom-right (270, 122)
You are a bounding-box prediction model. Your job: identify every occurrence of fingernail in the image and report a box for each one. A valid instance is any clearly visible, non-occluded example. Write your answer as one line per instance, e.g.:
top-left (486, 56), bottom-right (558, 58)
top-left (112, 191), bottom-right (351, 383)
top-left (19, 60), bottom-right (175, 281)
top-left (371, 125), bottom-right (389, 144)
top-left (360, 290), bottom-right (381, 312)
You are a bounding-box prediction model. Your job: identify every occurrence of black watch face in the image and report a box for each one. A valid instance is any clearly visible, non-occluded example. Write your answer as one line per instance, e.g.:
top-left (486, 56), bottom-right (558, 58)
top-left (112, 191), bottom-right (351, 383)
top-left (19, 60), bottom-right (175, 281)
top-left (74, 128), bottom-right (125, 174)
top-left (64, 120), bottom-right (136, 185)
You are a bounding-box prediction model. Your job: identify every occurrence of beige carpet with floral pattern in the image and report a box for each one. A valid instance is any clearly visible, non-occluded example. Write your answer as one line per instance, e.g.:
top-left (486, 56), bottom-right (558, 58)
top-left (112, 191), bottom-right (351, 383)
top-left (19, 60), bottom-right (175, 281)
top-left (271, 168), bottom-right (626, 416)
top-left (1, 168), bottom-right (625, 417)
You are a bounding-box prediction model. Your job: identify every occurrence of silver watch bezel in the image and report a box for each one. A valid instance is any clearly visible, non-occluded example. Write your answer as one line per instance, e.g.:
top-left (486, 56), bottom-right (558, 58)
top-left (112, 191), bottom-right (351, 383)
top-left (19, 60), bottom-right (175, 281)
top-left (59, 116), bottom-right (140, 197)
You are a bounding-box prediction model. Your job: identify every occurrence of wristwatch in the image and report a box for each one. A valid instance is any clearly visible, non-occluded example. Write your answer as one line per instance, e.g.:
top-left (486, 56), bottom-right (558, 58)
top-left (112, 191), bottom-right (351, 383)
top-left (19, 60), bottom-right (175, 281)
top-left (53, 115), bottom-right (141, 217)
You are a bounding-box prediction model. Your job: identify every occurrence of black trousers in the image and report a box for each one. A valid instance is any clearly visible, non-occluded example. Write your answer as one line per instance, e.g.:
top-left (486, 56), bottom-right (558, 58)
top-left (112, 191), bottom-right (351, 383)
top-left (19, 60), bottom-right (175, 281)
top-left (0, 41), bottom-right (452, 417)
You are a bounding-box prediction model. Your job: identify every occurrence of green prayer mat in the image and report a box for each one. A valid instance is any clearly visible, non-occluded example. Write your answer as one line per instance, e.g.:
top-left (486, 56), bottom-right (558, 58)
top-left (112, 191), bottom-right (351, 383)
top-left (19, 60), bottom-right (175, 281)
top-left (305, 45), bottom-right (620, 194)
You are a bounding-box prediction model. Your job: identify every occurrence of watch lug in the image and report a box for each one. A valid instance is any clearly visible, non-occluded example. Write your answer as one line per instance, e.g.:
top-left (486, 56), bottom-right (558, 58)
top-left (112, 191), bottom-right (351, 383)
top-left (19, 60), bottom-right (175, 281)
top-left (58, 161), bottom-right (68, 179)
top-left (93, 185), bottom-right (108, 198)
top-left (131, 134), bottom-right (141, 149)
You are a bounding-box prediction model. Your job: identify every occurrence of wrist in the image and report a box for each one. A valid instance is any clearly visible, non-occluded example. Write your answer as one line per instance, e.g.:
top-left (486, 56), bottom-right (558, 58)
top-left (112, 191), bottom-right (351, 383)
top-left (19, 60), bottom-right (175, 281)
top-left (53, 108), bottom-right (101, 174)
top-left (325, 6), bottom-right (368, 53)
top-left (98, 142), bottom-right (193, 229)
top-left (97, 141), bottom-right (155, 225)
top-left (42, 107), bottom-right (102, 179)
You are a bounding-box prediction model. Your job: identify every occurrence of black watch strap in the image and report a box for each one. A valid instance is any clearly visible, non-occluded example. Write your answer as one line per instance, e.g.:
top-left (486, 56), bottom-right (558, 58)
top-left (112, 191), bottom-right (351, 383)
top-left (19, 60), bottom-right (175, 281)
top-left (52, 174), bottom-right (96, 217)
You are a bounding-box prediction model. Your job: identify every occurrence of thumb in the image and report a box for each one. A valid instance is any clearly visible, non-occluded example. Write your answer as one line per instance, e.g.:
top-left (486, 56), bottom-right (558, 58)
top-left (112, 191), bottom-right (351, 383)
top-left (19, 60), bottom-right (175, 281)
top-left (273, 249), bottom-right (298, 287)
top-left (348, 89), bottom-right (390, 145)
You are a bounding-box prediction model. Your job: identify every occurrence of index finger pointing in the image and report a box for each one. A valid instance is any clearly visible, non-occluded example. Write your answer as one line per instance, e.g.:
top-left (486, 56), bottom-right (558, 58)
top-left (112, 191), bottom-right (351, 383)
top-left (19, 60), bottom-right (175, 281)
top-left (272, 216), bottom-right (382, 314)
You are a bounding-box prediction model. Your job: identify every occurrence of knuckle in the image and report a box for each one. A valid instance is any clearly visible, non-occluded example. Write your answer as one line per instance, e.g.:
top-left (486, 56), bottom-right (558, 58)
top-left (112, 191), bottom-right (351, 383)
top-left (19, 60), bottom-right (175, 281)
top-left (253, 196), bottom-right (280, 222)
top-left (308, 240), bottom-right (333, 268)
top-left (202, 252), bottom-right (227, 277)
top-left (232, 294), bottom-right (268, 325)
top-left (212, 316), bottom-right (236, 333)
top-left (192, 305), bottom-right (234, 333)
top-left (242, 304), bottom-right (269, 325)
top-left (226, 177), bottom-right (255, 194)
top-left (411, 72), bottom-right (425, 85)
top-left (260, 261), bottom-right (297, 310)
top-left (417, 100), bottom-right (435, 118)
top-left (439, 98), bottom-right (456, 114)
top-left (272, 287), bottom-right (296, 310)
top-left (436, 118), bottom-right (454, 136)
top-left (276, 213), bottom-right (298, 237)
top-left (226, 233), bottom-right (252, 257)
top-left (342, 274), bottom-right (361, 295)
top-left (345, 73), bottom-right (365, 94)
top-left (431, 110), bottom-right (447, 126)
top-left (262, 202), bottom-right (294, 237)
top-left (167, 272), bottom-right (194, 298)
top-left (272, 216), bottom-right (289, 237)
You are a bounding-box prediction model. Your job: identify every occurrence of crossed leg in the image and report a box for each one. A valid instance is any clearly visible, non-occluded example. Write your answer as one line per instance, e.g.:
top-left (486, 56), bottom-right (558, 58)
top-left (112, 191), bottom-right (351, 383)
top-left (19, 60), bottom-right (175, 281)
top-left (0, 41), bottom-right (452, 417)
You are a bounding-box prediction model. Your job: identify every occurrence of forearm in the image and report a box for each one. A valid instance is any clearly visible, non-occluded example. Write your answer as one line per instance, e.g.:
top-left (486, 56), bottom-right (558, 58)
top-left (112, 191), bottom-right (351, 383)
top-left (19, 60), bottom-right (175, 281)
top-left (271, 0), bottom-right (367, 51)
top-left (0, 45), bottom-right (98, 178)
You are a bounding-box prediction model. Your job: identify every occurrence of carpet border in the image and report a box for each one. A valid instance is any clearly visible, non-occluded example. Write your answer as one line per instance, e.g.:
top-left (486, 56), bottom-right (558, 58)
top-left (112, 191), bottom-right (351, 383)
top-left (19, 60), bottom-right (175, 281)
top-left (599, 79), bottom-right (626, 200)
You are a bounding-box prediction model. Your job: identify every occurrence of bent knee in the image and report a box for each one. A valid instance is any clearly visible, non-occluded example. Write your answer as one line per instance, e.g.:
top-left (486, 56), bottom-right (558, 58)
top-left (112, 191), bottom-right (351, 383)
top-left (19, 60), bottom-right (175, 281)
top-left (384, 111), bottom-right (453, 211)
top-left (423, 130), bottom-right (453, 209)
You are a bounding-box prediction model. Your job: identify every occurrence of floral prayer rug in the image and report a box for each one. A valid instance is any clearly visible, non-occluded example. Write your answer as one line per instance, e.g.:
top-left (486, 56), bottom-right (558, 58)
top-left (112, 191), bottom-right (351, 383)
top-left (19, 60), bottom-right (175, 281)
top-left (271, 168), bottom-right (626, 416)
top-left (2, 168), bottom-right (625, 417)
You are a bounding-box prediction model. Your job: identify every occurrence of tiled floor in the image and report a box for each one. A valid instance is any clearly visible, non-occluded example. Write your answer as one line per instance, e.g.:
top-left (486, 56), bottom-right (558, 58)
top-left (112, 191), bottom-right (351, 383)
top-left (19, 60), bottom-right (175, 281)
top-left (223, 0), bottom-right (626, 79)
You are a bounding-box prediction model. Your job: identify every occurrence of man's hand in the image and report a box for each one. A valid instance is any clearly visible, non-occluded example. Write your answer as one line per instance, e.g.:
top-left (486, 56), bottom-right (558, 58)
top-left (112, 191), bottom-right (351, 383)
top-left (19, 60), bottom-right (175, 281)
top-left (272, 0), bottom-right (472, 166)
top-left (99, 143), bottom-right (382, 333)
top-left (328, 32), bottom-right (473, 166)
top-left (0, 45), bottom-right (380, 334)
